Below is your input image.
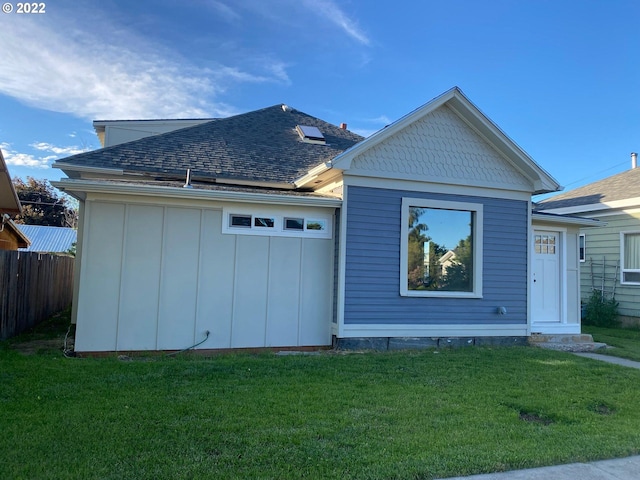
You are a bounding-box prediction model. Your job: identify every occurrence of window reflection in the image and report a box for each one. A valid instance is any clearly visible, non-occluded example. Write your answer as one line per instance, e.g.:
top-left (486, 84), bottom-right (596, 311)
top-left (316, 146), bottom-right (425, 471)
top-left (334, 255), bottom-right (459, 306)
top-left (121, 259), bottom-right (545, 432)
top-left (407, 207), bottom-right (473, 292)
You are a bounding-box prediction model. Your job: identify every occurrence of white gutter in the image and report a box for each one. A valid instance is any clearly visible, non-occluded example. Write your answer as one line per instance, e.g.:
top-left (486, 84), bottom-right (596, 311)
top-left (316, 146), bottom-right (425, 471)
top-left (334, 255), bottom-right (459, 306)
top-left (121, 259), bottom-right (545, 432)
top-left (51, 178), bottom-right (342, 208)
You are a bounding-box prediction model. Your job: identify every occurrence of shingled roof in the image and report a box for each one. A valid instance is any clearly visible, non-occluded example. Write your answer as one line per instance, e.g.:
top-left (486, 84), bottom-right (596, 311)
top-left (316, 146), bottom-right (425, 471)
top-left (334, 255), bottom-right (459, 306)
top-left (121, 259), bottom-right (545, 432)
top-left (536, 167), bottom-right (640, 211)
top-left (57, 105), bottom-right (364, 186)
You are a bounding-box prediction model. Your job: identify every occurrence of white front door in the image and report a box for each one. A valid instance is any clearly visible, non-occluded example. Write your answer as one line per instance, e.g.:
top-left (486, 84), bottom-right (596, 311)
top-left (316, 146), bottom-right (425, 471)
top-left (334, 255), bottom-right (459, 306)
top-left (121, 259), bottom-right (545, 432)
top-left (532, 230), bottom-right (561, 323)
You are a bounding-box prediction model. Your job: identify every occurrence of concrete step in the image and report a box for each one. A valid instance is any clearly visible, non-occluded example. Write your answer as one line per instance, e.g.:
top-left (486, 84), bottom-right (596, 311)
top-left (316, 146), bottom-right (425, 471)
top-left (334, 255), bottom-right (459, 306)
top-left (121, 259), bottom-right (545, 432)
top-left (529, 333), bottom-right (595, 344)
top-left (529, 333), bottom-right (607, 352)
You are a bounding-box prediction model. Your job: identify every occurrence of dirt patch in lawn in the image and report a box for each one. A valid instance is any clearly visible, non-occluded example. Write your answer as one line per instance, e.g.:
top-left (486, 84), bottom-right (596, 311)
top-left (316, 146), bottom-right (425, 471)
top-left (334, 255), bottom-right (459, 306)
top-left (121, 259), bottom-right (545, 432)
top-left (519, 411), bottom-right (553, 425)
top-left (11, 337), bottom-right (69, 355)
top-left (6, 310), bottom-right (74, 356)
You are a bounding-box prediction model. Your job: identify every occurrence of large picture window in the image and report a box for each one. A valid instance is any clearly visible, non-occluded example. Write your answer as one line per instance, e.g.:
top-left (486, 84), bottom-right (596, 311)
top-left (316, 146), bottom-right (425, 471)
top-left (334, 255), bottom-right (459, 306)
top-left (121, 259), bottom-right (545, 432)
top-left (621, 231), bottom-right (640, 284)
top-left (401, 198), bottom-right (483, 297)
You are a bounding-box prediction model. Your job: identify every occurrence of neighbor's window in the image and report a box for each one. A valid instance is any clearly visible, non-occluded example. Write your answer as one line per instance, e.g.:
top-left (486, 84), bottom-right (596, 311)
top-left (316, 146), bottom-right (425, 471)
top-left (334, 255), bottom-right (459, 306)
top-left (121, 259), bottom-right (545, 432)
top-left (621, 231), bottom-right (640, 284)
top-left (401, 198), bottom-right (483, 297)
top-left (579, 234), bottom-right (586, 262)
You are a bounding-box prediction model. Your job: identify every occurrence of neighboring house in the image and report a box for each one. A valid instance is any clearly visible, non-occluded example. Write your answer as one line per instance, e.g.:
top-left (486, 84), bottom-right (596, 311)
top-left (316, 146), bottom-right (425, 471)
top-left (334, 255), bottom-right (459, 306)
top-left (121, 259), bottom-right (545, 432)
top-left (52, 87), bottom-right (593, 353)
top-left (17, 225), bottom-right (77, 254)
top-left (0, 148), bottom-right (30, 250)
top-left (536, 155), bottom-right (640, 324)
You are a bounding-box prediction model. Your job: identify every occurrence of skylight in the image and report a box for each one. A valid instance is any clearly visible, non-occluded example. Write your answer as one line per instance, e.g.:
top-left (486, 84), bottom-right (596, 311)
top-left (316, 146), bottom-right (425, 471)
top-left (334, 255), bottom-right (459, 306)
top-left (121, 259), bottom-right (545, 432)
top-left (296, 125), bottom-right (326, 144)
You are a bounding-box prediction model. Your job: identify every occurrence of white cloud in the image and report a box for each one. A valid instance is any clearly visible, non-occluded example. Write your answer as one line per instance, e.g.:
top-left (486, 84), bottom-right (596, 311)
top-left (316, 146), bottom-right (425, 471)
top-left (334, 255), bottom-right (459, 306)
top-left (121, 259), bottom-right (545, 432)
top-left (1, 143), bottom-right (50, 169)
top-left (1, 142), bottom-right (91, 169)
top-left (30, 142), bottom-right (90, 156)
top-left (0, 9), bottom-right (288, 121)
top-left (350, 128), bottom-right (379, 138)
top-left (300, 0), bottom-right (370, 45)
top-left (366, 115), bottom-right (392, 125)
top-left (208, 0), bottom-right (242, 22)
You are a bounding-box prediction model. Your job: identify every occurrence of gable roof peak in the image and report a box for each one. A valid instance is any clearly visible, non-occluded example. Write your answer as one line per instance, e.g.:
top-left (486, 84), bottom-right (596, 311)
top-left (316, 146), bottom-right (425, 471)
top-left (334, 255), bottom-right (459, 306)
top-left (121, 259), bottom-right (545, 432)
top-left (330, 86), bottom-right (560, 195)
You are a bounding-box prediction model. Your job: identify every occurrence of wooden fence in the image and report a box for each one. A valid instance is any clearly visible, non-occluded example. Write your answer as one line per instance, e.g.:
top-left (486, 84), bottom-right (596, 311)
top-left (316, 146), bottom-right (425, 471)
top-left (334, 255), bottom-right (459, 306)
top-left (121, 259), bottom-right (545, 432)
top-left (0, 250), bottom-right (74, 340)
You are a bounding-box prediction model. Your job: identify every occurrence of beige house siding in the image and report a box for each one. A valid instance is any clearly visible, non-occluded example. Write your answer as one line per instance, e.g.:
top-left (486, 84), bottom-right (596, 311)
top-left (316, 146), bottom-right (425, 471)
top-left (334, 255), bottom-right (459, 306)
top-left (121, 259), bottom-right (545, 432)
top-left (581, 211), bottom-right (640, 319)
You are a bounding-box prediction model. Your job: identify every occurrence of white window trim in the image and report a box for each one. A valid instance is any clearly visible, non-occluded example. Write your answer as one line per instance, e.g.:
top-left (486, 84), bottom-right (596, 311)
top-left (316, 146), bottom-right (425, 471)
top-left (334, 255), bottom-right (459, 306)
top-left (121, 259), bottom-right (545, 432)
top-left (620, 230), bottom-right (640, 285)
top-left (222, 207), bottom-right (333, 239)
top-left (400, 197), bottom-right (483, 298)
top-left (579, 234), bottom-right (586, 263)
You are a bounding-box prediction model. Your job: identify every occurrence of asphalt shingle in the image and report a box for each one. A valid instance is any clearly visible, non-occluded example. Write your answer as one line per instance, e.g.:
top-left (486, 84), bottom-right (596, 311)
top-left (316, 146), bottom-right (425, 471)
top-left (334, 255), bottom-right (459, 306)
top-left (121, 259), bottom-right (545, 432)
top-left (536, 167), bottom-right (640, 210)
top-left (59, 105), bottom-right (364, 185)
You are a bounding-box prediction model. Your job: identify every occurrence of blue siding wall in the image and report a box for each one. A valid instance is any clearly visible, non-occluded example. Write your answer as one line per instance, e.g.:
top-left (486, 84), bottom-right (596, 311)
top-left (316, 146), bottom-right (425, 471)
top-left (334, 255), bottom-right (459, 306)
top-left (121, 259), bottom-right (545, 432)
top-left (344, 186), bottom-right (528, 326)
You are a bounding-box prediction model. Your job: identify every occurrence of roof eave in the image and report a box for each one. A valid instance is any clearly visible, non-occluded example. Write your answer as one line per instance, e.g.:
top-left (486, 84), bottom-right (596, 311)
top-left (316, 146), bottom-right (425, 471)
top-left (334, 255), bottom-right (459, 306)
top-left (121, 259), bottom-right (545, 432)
top-left (531, 212), bottom-right (604, 227)
top-left (4, 218), bottom-right (31, 247)
top-left (293, 161), bottom-right (335, 189)
top-left (53, 161), bottom-right (125, 178)
top-left (52, 178), bottom-right (342, 208)
top-left (0, 150), bottom-right (22, 214)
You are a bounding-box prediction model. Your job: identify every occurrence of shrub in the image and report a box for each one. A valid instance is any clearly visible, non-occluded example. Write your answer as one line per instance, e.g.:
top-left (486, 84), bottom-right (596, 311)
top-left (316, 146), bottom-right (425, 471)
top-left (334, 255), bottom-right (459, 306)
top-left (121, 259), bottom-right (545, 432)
top-left (583, 290), bottom-right (619, 327)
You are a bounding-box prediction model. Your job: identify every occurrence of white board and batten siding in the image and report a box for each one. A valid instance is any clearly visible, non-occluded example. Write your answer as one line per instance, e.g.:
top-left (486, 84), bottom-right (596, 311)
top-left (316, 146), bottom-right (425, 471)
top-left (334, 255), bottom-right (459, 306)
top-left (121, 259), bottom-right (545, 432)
top-left (74, 197), bottom-right (335, 352)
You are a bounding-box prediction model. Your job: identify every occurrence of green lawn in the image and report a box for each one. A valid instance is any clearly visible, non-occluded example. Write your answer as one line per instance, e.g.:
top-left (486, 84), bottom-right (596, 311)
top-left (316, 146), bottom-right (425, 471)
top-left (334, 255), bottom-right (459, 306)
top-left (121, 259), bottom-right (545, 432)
top-left (3, 321), bottom-right (640, 479)
top-left (584, 325), bottom-right (640, 362)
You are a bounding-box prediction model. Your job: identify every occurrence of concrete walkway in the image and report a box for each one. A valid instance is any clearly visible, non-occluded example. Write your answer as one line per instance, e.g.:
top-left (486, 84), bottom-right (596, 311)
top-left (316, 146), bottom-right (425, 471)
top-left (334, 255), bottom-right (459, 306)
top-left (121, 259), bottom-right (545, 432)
top-left (573, 352), bottom-right (640, 369)
top-left (441, 455), bottom-right (640, 479)
top-left (440, 352), bottom-right (640, 479)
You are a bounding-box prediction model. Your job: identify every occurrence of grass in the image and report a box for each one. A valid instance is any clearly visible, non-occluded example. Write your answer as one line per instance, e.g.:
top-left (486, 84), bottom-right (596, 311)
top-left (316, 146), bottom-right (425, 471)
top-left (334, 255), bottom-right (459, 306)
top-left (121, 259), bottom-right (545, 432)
top-left (584, 325), bottom-right (640, 362)
top-left (3, 316), bottom-right (640, 479)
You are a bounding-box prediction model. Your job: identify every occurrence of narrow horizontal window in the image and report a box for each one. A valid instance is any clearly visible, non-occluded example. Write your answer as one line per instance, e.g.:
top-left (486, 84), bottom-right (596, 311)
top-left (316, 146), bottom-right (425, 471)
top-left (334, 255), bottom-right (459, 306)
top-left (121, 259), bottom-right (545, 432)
top-left (222, 208), bottom-right (332, 239)
top-left (254, 217), bottom-right (274, 228)
top-left (284, 218), bottom-right (304, 230)
top-left (306, 219), bottom-right (326, 231)
top-left (230, 214), bottom-right (251, 227)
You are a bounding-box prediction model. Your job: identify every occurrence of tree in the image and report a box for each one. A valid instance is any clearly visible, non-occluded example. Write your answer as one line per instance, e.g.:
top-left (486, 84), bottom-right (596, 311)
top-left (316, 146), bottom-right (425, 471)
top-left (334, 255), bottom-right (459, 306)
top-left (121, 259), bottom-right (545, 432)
top-left (407, 207), bottom-right (429, 289)
top-left (12, 177), bottom-right (78, 228)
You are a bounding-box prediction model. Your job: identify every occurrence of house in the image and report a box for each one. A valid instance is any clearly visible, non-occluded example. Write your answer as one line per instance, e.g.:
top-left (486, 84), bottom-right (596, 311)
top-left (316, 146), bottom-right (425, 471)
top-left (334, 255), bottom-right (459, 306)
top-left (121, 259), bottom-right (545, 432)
top-left (52, 87), bottom-right (594, 353)
top-left (0, 148), bottom-right (30, 250)
top-left (93, 118), bottom-right (214, 147)
top-left (17, 225), bottom-right (77, 254)
top-left (536, 154), bottom-right (640, 325)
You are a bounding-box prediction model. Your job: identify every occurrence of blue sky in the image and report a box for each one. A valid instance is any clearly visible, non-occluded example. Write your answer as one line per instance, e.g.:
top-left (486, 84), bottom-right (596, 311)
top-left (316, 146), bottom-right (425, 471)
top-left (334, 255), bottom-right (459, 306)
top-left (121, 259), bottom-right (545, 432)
top-left (0, 0), bottom-right (638, 199)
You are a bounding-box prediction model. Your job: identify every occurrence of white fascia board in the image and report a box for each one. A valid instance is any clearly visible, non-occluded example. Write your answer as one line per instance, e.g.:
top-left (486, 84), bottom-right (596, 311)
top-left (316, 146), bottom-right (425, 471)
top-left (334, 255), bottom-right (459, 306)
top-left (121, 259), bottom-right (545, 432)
top-left (51, 178), bottom-right (342, 208)
top-left (293, 162), bottom-right (334, 188)
top-left (53, 162), bottom-right (124, 177)
top-left (531, 213), bottom-right (603, 227)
